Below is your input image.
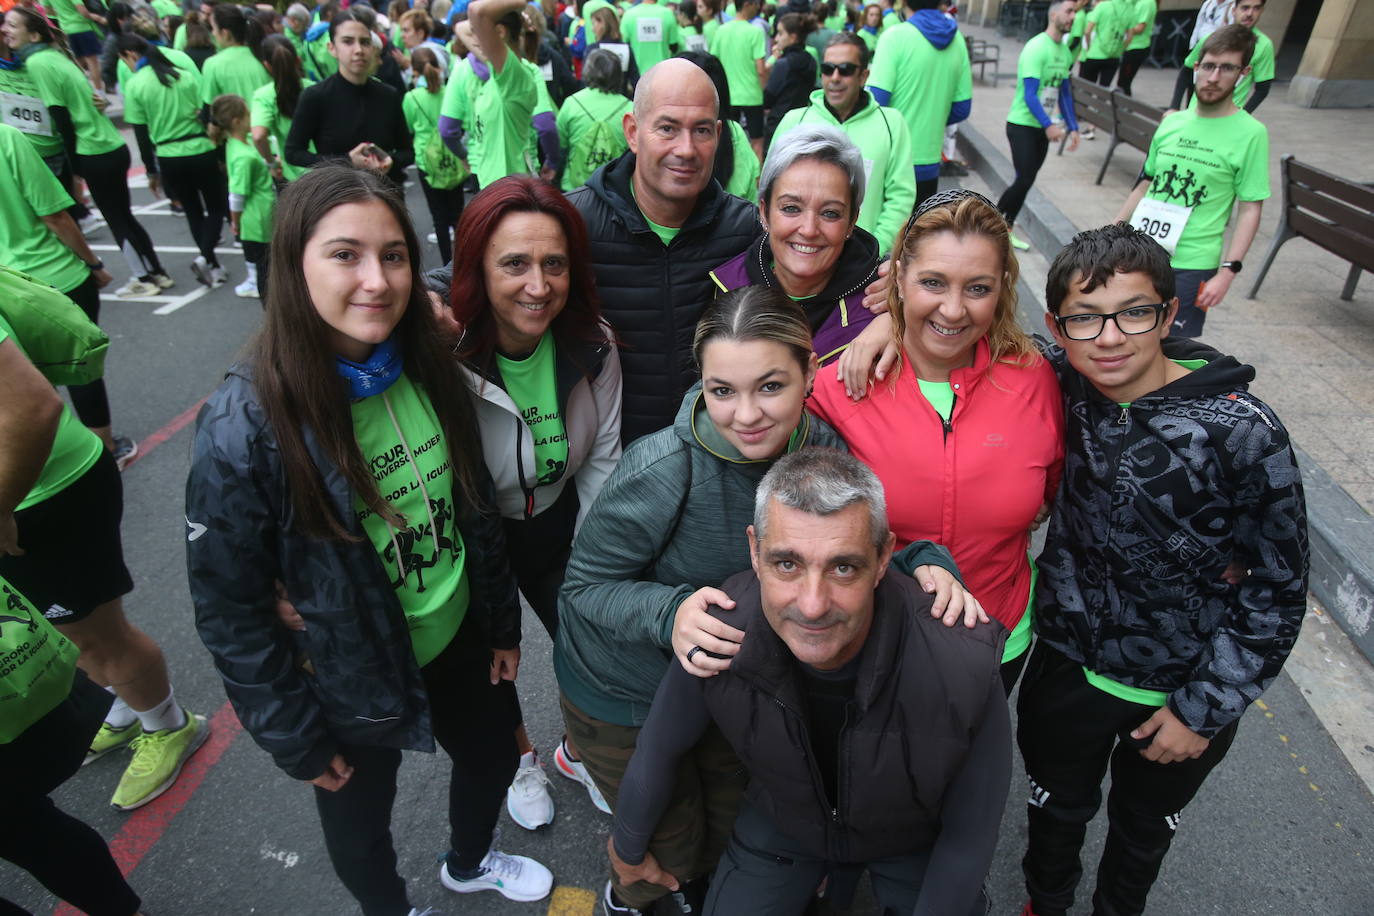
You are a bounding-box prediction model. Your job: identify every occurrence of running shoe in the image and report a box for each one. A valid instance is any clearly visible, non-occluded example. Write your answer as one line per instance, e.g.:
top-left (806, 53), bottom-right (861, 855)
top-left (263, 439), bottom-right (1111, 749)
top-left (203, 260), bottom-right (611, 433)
top-left (554, 737), bottom-right (612, 814)
top-left (84, 720), bottom-right (138, 766)
top-left (209, 265), bottom-right (230, 288)
top-left (426, 231), bottom-right (438, 244)
top-left (78, 213), bottom-right (105, 236)
top-left (438, 847), bottom-right (553, 903)
top-left (170, 200), bottom-right (185, 216)
top-left (114, 278), bottom-right (160, 298)
top-left (506, 752), bottom-right (555, 829)
top-left (190, 255), bottom-right (213, 287)
top-left (602, 881), bottom-right (647, 915)
top-left (1081, 127), bottom-right (1096, 141)
top-left (110, 708), bottom-right (208, 811)
top-left (113, 436), bottom-right (139, 471)
top-left (234, 279), bottom-right (260, 299)
top-left (1010, 233), bottom-right (1031, 251)
top-left (147, 272), bottom-right (176, 290)
top-left (408, 908), bottom-right (441, 916)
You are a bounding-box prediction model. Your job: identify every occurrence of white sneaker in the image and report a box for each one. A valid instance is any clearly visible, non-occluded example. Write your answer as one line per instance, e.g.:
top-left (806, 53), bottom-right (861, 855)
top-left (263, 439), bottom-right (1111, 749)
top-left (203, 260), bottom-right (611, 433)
top-left (190, 255), bottom-right (212, 287)
top-left (234, 279), bottom-right (259, 299)
top-left (78, 213), bottom-right (105, 236)
top-left (438, 848), bottom-right (553, 903)
top-left (506, 752), bottom-right (555, 829)
top-left (554, 737), bottom-right (611, 814)
top-left (426, 231), bottom-right (438, 244)
top-left (115, 278), bottom-right (161, 297)
top-left (407, 908), bottom-right (441, 916)
top-left (148, 272), bottom-right (175, 290)
top-left (209, 265), bottom-right (229, 288)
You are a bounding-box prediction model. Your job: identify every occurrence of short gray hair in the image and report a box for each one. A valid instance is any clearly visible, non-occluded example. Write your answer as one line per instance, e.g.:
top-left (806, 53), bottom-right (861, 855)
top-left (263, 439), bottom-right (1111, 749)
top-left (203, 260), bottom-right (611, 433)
top-left (286, 2), bottom-right (311, 21)
top-left (583, 47), bottom-right (624, 94)
top-left (760, 124), bottom-right (866, 215)
top-left (754, 448), bottom-right (888, 552)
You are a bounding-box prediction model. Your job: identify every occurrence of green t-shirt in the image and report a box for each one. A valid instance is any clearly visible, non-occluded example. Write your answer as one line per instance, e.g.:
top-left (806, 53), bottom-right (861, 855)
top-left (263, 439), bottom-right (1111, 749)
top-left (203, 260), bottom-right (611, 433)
top-left (0, 125), bottom-right (87, 294)
top-left (621, 2), bottom-right (681, 73)
top-left (629, 180), bottom-right (681, 246)
top-left (1083, 0), bottom-right (1126, 61)
top-left (122, 54), bottom-right (216, 159)
top-left (496, 331), bottom-right (570, 487)
top-left (867, 23), bottom-right (972, 167)
top-left (0, 572), bottom-right (80, 743)
top-left (306, 31), bottom-right (339, 80)
top-left (0, 63), bottom-right (64, 159)
top-left (1124, 0), bottom-right (1155, 52)
top-left (555, 86), bottom-right (632, 191)
top-left (45, 0), bottom-right (98, 37)
top-left (702, 16), bottom-right (721, 49)
top-left (468, 53), bottom-right (538, 187)
top-left (200, 45), bottom-right (272, 105)
top-left (150, 0), bottom-right (180, 18)
top-left (225, 135), bottom-right (274, 243)
top-left (1184, 29), bottom-right (1274, 109)
top-left (402, 84), bottom-right (445, 177)
top-left (250, 78), bottom-right (314, 181)
top-left (916, 377), bottom-right (954, 421)
top-left (1008, 30), bottom-right (1073, 129)
top-left (350, 373), bottom-right (469, 667)
top-left (441, 58), bottom-right (481, 174)
top-left (24, 47), bottom-right (124, 157)
top-left (710, 18), bottom-right (767, 107)
top-left (724, 117), bottom-right (760, 203)
top-left (0, 311), bottom-right (104, 512)
top-left (1140, 108), bottom-right (1269, 270)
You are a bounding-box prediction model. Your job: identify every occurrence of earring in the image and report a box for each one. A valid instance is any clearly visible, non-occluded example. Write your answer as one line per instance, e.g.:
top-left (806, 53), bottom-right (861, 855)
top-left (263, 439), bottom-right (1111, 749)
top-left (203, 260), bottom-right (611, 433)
top-left (805, 384), bottom-right (814, 399)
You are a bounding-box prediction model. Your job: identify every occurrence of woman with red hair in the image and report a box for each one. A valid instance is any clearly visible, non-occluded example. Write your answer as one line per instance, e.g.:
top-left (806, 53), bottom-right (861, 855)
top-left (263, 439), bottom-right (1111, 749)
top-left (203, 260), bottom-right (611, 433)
top-left (446, 175), bottom-right (623, 830)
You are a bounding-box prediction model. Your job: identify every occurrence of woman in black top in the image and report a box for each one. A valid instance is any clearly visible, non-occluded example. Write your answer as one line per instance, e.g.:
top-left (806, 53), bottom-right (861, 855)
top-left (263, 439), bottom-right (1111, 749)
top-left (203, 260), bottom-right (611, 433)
top-left (285, 10), bottom-right (412, 185)
top-left (763, 12), bottom-right (818, 148)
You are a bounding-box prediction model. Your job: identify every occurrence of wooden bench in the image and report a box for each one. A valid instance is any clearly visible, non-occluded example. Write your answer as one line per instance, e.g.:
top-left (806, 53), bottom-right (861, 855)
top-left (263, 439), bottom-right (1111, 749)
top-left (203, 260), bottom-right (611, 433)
top-left (1060, 76), bottom-right (1113, 156)
top-left (968, 38), bottom-right (1001, 89)
top-left (1096, 90), bottom-right (1164, 185)
top-left (1247, 156), bottom-right (1374, 302)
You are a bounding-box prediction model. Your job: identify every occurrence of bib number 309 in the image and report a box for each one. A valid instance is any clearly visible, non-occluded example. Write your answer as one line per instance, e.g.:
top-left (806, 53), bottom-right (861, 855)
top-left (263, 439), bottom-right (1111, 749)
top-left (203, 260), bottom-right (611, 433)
top-left (1, 92), bottom-right (53, 137)
top-left (1129, 196), bottom-right (1191, 256)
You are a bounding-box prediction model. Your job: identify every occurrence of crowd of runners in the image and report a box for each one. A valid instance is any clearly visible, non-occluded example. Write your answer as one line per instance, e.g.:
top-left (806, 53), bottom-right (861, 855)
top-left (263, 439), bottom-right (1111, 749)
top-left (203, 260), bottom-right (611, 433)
top-left (0, 0), bottom-right (1308, 914)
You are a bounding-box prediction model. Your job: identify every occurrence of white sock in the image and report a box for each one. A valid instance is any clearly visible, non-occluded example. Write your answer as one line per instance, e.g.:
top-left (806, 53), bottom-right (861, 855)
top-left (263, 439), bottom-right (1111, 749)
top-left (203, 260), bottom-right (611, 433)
top-left (134, 688), bottom-right (187, 733)
top-left (103, 686), bottom-right (137, 728)
top-left (245, 262), bottom-right (258, 284)
top-left (518, 750), bottom-right (536, 768)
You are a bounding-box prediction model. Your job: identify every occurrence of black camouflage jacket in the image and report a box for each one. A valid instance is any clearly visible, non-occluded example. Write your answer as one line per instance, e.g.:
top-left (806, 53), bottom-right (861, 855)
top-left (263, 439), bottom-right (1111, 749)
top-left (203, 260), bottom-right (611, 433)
top-left (185, 365), bottom-right (522, 781)
top-left (1035, 337), bottom-right (1309, 738)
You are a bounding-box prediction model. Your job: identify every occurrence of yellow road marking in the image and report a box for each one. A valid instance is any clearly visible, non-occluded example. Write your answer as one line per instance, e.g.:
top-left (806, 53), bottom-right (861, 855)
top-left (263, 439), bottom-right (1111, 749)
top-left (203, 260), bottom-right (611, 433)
top-left (547, 885), bottom-right (597, 916)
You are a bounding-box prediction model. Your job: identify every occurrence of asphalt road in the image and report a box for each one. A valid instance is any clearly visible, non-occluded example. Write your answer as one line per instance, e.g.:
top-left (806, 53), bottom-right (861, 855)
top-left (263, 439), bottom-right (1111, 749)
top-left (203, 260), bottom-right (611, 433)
top-left (3, 173), bottom-right (1373, 916)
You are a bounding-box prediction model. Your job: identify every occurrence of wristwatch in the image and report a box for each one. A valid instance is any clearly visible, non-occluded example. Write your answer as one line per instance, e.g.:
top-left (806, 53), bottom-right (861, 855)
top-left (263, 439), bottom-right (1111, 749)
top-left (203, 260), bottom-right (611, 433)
top-left (1221, 260), bottom-right (1243, 274)
top-left (86, 259), bottom-right (105, 271)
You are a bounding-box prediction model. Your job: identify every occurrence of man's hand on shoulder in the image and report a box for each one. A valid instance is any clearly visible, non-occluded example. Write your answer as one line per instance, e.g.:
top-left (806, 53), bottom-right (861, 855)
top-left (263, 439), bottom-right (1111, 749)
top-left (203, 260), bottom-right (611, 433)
top-left (1131, 705), bottom-right (1210, 764)
top-left (607, 837), bottom-right (679, 892)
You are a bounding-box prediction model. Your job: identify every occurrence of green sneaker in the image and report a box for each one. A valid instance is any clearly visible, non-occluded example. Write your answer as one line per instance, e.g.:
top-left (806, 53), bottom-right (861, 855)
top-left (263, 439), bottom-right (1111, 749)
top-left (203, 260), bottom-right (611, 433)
top-left (1010, 233), bottom-right (1031, 251)
top-left (84, 720), bottom-right (139, 766)
top-left (110, 708), bottom-right (209, 811)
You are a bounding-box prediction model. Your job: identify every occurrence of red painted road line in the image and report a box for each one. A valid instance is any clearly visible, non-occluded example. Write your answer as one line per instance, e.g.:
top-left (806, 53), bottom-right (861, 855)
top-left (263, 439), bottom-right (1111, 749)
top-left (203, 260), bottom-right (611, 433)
top-left (122, 396), bottom-right (207, 471)
top-left (52, 702), bottom-right (244, 916)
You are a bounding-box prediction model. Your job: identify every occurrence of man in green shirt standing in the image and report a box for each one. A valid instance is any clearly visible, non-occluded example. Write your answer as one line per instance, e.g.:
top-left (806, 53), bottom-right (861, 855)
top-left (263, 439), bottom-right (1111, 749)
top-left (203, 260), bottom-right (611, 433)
top-left (1174, 0), bottom-right (1273, 115)
top-left (769, 32), bottom-right (914, 256)
top-left (865, 0), bottom-right (972, 207)
top-left (1115, 25), bottom-right (1268, 337)
top-left (1115, 0), bottom-right (1155, 96)
top-left (1078, 0), bottom-right (1125, 87)
top-left (43, 0), bottom-right (107, 92)
top-left (709, 0), bottom-right (769, 159)
top-left (621, 0), bottom-right (681, 77)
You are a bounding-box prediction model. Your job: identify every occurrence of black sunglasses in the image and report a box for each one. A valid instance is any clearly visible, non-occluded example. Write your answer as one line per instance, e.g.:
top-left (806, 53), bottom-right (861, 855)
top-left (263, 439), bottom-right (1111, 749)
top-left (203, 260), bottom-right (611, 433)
top-left (820, 62), bottom-right (860, 77)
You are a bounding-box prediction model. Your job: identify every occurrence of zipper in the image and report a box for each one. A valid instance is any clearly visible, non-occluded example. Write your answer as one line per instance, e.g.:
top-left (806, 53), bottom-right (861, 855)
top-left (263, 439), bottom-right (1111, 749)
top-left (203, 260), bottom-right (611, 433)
top-left (513, 418), bottom-right (535, 519)
top-left (833, 700), bottom-right (853, 862)
top-left (772, 696), bottom-right (836, 847)
top-left (1117, 405), bottom-right (1130, 425)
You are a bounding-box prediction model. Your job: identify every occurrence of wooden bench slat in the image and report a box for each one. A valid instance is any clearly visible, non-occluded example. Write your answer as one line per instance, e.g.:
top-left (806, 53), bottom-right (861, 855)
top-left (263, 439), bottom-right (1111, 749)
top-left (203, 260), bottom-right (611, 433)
top-left (1289, 185), bottom-right (1374, 245)
top-left (1290, 161), bottom-right (1374, 211)
top-left (1289, 211), bottom-right (1374, 272)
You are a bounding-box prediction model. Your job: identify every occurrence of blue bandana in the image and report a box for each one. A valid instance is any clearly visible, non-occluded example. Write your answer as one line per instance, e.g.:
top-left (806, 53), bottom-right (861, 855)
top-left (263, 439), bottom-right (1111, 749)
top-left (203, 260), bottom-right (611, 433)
top-left (334, 335), bottom-right (403, 399)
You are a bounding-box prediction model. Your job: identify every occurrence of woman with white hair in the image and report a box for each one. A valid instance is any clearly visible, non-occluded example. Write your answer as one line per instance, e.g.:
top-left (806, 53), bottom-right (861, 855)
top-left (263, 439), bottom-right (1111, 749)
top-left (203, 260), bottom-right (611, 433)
top-left (709, 124), bottom-right (884, 366)
top-left (556, 47), bottom-right (632, 190)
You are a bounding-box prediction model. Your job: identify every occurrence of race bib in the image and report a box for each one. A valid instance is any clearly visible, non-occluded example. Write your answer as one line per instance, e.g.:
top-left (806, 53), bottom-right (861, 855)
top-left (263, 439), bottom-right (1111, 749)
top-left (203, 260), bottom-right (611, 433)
top-left (637, 17), bottom-right (662, 42)
top-left (1041, 86), bottom-right (1059, 117)
top-left (1130, 196), bottom-right (1192, 256)
top-left (1, 92), bottom-right (53, 137)
top-left (685, 32), bottom-right (707, 52)
top-left (539, 60), bottom-right (554, 81)
top-left (604, 42), bottom-right (631, 70)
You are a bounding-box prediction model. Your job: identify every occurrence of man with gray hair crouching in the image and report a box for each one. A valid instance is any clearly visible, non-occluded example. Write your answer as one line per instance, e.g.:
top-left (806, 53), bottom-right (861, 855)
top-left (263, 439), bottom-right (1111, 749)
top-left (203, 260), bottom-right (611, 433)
top-left (606, 448), bottom-right (1010, 915)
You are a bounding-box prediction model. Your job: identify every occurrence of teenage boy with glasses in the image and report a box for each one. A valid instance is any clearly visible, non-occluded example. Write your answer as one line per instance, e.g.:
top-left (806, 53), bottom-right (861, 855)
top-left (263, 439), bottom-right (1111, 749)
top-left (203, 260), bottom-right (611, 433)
top-left (1115, 23), bottom-right (1268, 338)
top-left (768, 32), bottom-right (915, 256)
top-left (1017, 221), bottom-right (1308, 916)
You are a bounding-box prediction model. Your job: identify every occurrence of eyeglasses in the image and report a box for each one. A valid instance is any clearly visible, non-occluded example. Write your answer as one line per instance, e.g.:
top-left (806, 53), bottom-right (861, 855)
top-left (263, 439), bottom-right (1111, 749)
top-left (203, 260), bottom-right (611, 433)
top-left (820, 62), bottom-right (860, 77)
top-left (1053, 304), bottom-right (1168, 341)
top-left (1196, 62), bottom-right (1242, 75)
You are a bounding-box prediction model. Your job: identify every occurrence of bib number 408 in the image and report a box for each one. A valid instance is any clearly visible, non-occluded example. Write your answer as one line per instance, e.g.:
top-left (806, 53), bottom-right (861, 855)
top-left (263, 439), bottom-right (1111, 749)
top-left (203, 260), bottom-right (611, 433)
top-left (1, 92), bottom-right (53, 137)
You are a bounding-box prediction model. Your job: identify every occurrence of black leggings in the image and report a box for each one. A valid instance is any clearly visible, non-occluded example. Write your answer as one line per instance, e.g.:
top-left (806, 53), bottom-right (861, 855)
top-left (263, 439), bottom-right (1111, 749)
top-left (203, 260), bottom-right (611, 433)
top-left (158, 149), bottom-right (228, 266)
top-left (502, 483), bottom-right (579, 639)
top-left (1116, 48), bottom-right (1150, 96)
top-left (76, 144), bottom-right (163, 278)
top-left (62, 273), bottom-right (111, 429)
top-left (0, 671), bottom-right (141, 916)
top-left (417, 170), bottom-right (465, 266)
top-left (1079, 57), bottom-right (1119, 87)
top-left (313, 622), bottom-right (520, 916)
top-left (997, 121), bottom-right (1051, 227)
top-left (47, 152), bottom-right (90, 222)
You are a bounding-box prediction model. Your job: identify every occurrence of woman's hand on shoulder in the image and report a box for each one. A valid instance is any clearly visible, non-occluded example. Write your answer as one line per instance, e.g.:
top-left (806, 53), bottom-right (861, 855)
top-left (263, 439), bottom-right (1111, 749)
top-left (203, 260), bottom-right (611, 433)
top-left (672, 587), bottom-right (744, 678)
top-left (835, 312), bottom-right (898, 402)
top-left (913, 565), bottom-right (989, 629)
top-left (861, 258), bottom-right (892, 314)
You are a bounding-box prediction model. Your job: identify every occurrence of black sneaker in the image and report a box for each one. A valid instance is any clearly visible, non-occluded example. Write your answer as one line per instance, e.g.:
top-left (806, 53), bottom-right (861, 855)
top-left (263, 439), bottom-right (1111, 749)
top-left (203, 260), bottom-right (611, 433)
top-left (113, 436), bottom-right (139, 471)
top-left (602, 881), bottom-right (647, 915)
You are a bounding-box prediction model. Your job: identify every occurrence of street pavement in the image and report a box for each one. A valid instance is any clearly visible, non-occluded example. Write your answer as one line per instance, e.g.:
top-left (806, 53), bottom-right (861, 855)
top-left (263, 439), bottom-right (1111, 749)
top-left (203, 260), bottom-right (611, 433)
top-left (5, 129), bottom-right (1374, 915)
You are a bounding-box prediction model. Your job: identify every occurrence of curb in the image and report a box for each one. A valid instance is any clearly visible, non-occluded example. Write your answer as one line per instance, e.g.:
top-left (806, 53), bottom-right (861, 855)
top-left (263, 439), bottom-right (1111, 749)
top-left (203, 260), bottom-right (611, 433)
top-left (956, 120), bottom-right (1374, 667)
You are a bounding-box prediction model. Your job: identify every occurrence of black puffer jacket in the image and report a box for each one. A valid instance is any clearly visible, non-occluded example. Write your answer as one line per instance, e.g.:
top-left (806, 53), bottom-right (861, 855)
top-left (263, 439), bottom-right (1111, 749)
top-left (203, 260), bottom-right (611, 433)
top-left (764, 43), bottom-right (817, 140)
top-left (185, 365), bottom-right (522, 781)
top-left (568, 152), bottom-right (757, 442)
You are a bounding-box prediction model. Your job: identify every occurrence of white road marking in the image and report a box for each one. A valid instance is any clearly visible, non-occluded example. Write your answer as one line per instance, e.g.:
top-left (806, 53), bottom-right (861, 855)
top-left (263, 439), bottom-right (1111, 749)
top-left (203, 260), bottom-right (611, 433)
top-left (88, 244), bottom-right (243, 256)
top-left (153, 286), bottom-right (211, 315)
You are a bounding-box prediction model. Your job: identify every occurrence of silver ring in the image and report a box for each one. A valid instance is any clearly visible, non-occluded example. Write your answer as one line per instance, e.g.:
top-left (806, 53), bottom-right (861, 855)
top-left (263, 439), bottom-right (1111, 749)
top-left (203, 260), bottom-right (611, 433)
top-left (687, 646), bottom-right (704, 664)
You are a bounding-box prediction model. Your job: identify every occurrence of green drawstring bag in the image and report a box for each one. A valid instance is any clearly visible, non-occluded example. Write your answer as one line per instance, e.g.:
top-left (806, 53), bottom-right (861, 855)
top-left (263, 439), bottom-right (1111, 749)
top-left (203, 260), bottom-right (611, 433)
top-left (0, 574), bottom-right (79, 743)
top-left (0, 264), bottom-right (109, 387)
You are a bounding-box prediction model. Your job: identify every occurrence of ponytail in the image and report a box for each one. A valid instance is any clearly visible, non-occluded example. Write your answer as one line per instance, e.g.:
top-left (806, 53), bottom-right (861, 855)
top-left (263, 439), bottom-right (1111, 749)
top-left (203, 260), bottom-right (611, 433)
top-left (212, 4), bottom-right (266, 58)
top-left (261, 34), bottom-right (304, 118)
top-left (116, 33), bottom-right (181, 87)
top-left (410, 46), bottom-right (443, 94)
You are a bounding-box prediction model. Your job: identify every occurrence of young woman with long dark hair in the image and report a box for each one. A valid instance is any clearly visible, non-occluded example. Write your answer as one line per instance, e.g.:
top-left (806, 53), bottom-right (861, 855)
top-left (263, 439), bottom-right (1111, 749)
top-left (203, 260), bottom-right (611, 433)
top-left (186, 165), bottom-right (554, 915)
top-left (201, 3), bottom-right (269, 104)
top-left (251, 32), bottom-right (312, 182)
